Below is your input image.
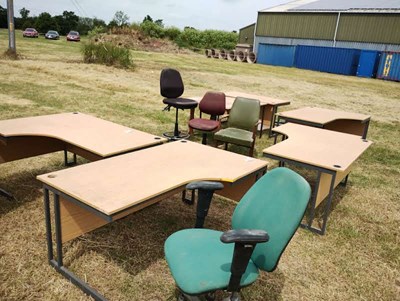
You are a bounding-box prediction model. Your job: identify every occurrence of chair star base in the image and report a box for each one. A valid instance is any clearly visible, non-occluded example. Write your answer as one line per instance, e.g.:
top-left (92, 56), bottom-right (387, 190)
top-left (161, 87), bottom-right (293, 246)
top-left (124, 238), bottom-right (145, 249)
top-left (163, 131), bottom-right (190, 141)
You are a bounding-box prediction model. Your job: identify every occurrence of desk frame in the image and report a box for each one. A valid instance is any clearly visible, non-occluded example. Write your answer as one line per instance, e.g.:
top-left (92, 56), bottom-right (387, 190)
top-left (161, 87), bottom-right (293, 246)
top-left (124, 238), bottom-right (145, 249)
top-left (264, 153), bottom-right (339, 235)
top-left (277, 115), bottom-right (371, 139)
top-left (42, 168), bottom-right (266, 301)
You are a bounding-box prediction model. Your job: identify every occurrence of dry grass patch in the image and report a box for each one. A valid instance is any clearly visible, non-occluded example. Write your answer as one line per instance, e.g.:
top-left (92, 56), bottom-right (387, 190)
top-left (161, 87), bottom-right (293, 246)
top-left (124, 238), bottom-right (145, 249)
top-left (0, 29), bottom-right (399, 300)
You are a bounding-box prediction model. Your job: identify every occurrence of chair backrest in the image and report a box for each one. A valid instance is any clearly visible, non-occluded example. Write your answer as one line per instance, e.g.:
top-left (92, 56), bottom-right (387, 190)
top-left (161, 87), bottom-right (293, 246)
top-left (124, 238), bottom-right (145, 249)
top-left (227, 97), bottom-right (260, 131)
top-left (160, 68), bottom-right (184, 99)
top-left (199, 92), bottom-right (226, 118)
top-left (231, 167), bottom-right (311, 272)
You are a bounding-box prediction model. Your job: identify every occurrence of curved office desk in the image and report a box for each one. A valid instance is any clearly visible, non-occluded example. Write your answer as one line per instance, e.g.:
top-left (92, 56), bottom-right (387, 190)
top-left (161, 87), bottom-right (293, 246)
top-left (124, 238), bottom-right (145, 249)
top-left (0, 112), bottom-right (166, 164)
top-left (263, 123), bottom-right (372, 235)
top-left (276, 107), bottom-right (371, 139)
top-left (37, 140), bottom-right (268, 301)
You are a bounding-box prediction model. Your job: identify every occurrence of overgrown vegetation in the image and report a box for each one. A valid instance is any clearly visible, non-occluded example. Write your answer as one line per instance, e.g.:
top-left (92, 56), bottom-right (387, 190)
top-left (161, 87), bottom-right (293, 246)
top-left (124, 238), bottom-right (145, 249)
top-left (136, 18), bottom-right (238, 50)
top-left (82, 41), bottom-right (133, 68)
top-left (0, 29), bottom-right (399, 301)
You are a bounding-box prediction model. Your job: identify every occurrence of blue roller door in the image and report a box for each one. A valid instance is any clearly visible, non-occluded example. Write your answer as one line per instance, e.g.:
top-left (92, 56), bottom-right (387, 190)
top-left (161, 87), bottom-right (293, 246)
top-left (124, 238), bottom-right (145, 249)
top-left (257, 44), bottom-right (296, 67)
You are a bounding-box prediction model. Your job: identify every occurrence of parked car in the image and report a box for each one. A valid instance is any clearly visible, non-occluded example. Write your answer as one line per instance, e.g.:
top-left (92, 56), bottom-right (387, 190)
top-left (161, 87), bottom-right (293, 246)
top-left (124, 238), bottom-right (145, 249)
top-left (66, 31), bottom-right (80, 42)
top-left (23, 28), bottom-right (39, 38)
top-left (45, 30), bottom-right (60, 40)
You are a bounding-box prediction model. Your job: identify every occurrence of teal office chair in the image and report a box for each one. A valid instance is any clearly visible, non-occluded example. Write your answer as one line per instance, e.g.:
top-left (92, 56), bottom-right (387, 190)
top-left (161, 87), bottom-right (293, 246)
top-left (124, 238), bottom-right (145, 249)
top-left (165, 168), bottom-right (311, 301)
top-left (214, 97), bottom-right (260, 157)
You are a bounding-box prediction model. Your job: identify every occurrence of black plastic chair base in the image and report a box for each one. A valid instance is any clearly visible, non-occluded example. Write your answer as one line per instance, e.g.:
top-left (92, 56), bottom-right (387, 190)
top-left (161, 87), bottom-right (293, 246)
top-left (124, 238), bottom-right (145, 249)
top-left (163, 131), bottom-right (190, 141)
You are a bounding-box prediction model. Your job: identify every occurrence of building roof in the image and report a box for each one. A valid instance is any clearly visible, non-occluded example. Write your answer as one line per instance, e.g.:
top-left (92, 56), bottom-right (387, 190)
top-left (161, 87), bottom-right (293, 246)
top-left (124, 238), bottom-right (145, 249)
top-left (261, 0), bottom-right (400, 13)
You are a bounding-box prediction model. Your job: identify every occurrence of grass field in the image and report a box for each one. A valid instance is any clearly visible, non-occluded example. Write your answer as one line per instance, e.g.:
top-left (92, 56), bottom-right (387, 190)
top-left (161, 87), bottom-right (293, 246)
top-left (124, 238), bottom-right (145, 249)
top-left (0, 29), bottom-right (399, 301)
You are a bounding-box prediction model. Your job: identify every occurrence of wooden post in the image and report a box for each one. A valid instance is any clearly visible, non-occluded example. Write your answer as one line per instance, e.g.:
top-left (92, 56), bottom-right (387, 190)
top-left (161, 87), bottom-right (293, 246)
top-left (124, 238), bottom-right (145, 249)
top-left (7, 0), bottom-right (16, 54)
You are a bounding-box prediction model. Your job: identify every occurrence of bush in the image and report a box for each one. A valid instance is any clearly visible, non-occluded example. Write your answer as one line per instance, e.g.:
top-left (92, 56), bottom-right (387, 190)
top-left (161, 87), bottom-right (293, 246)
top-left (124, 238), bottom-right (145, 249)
top-left (87, 26), bottom-right (107, 39)
top-left (164, 26), bottom-right (181, 41)
top-left (175, 28), bottom-right (238, 50)
top-left (82, 41), bottom-right (133, 69)
top-left (140, 21), bottom-right (165, 39)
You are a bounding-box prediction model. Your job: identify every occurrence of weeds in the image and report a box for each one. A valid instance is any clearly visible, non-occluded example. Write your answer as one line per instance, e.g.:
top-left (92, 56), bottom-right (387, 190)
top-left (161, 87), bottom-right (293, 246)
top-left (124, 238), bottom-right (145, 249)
top-left (82, 41), bottom-right (134, 69)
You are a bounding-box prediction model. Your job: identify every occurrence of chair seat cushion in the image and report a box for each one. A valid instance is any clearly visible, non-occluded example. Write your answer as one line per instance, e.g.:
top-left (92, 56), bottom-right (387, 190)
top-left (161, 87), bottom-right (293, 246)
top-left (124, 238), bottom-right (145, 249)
top-left (189, 118), bottom-right (220, 131)
top-left (164, 229), bottom-right (259, 295)
top-left (214, 128), bottom-right (254, 147)
top-left (163, 98), bottom-right (198, 109)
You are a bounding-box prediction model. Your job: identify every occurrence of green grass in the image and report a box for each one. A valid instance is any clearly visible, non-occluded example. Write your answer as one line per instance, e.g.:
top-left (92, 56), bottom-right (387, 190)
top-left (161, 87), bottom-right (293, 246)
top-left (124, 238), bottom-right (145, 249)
top-left (0, 29), bottom-right (399, 301)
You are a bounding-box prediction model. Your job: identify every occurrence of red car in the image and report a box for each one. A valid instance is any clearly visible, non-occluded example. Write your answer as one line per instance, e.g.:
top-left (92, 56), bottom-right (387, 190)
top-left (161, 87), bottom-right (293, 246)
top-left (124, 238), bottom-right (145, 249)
top-left (23, 28), bottom-right (39, 38)
top-left (67, 31), bottom-right (80, 42)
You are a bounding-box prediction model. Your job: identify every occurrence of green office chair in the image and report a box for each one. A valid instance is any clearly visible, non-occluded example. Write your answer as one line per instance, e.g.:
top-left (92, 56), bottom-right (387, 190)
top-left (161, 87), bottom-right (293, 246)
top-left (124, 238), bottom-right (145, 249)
top-left (214, 97), bottom-right (260, 157)
top-left (165, 168), bottom-right (311, 301)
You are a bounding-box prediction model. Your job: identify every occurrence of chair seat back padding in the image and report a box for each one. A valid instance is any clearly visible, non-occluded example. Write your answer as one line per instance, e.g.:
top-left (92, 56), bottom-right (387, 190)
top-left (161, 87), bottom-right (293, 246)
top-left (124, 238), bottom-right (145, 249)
top-left (214, 128), bottom-right (254, 147)
top-left (199, 92), bottom-right (226, 117)
top-left (189, 118), bottom-right (220, 131)
top-left (232, 168), bottom-right (311, 272)
top-left (228, 97), bottom-right (260, 131)
top-left (164, 229), bottom-right (259, 295)
top-left (160, 68), bottom-right (184, 99)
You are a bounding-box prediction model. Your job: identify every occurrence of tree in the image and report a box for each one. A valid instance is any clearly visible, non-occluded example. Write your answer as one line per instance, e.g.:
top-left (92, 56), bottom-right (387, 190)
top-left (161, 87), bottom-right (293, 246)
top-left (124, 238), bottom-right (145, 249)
top-left (35, 12), bottom-right (58, 33)
top-left (112, 11), bottom-right (129, 27)
top-left (142, 15), bottom-right (153, 23)
top-left (154, 19), bottom-right (164, 28)
top-left (0, 5), bottom-right (7, 28)
top-left (19, 7), bottom-right (30, 19)
top-left (54, 10), bottom-right (79, 35)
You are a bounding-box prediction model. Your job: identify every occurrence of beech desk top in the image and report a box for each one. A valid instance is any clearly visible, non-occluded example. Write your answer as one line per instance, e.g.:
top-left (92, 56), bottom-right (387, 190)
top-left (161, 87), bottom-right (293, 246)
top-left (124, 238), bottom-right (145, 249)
top-left (277, 107), bottom-right (371, 125)
top-left (37, 141), bottom-right (268, 215)
top-left (225, 91), bottom-right (290, 107)
top-left (0, 112), bottom-right (166, 157)
top-left (263, 123), bottom-right (372, 172)
top-left (193, 92), bottom-right (290, 111)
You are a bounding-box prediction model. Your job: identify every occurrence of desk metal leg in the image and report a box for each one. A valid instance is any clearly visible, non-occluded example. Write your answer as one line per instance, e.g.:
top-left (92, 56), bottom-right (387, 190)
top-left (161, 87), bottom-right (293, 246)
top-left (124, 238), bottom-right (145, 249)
top-left (64, 150), bottom-right (77, 167)
top-left (44, 188), bottom-right (108, 301)
top-left (300, 170), bottom-right (336, 235)
top-left (268, 106), bottom-right (278, 138)
top-left (259, 106), bottom-right (266, 138)
top-left (362, 119), bottom-right (370, 139)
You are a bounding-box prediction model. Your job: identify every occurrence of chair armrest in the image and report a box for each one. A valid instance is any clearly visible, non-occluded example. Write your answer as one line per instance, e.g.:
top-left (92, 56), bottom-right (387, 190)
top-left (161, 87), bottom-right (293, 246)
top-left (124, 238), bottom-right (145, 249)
top-left (186, 181), bottom-right (224, 192)
top-left (220, 229), bottom-right (269, 293)
top-left (220, 229), bottom-right (269, 244)
top-left (185, 181), bottom-right (224, 228)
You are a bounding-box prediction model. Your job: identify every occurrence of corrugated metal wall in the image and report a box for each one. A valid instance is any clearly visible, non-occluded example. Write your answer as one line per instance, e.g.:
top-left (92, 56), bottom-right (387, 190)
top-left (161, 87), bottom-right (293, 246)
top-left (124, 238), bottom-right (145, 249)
top-left (239, 23), bottom-right (255, 45)
top-left (256, 12), bottom-right (337, 40)
top-left (295, 45), bottom-right (361, 75)
top-left (337, 14), bottom-right (400, 44)
top-left (257, 44), bottom-right (296, 67)
top-left (377, 52), bottom-right (400, 81)
top-left (254, 36), bottom-right (400, 54)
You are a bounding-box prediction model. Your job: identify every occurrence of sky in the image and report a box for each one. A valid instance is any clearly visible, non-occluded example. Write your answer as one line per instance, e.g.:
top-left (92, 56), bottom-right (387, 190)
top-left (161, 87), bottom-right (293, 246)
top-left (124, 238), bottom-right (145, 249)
top-left (1, 0), bottom-right (289, 31)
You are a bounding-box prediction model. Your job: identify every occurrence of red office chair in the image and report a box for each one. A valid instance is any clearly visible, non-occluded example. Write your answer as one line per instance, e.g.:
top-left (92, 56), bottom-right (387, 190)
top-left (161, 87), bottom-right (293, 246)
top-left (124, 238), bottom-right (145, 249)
top-left (188, 92), bottom-right (226, 145)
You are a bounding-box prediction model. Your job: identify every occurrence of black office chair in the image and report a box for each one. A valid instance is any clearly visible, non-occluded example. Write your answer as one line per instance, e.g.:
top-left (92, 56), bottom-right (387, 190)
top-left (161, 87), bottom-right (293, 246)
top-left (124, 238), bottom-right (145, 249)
top-left (160, 68), bottom-right (198, 140)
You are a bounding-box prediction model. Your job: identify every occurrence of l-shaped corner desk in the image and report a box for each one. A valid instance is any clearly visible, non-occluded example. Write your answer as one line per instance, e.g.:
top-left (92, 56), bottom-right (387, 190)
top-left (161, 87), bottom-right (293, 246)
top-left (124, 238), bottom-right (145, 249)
top-left (263, 123), bottom-right (372, 235)
top-left (36, 140), bottom-right (268, 301)
top-left (191, 91), bottom-right (290, 138)
top-left (276, 107), bottom-right (371, 139)
top-left (0, 112), bottom-right (167, 198)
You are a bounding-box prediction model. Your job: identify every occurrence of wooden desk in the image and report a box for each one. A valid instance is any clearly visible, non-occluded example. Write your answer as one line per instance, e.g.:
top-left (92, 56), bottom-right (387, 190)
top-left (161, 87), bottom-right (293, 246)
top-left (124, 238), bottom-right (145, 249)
top-left (0, 112), bottom-right (166, 164)
top-left (263, 123), bottom-right (372, 235)
top-left (225, 91), bottom-right (291, 138)
top-left (277, 107), bottom-right (371, 139)
top-left (37, 140), bottom-right (268, 300)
